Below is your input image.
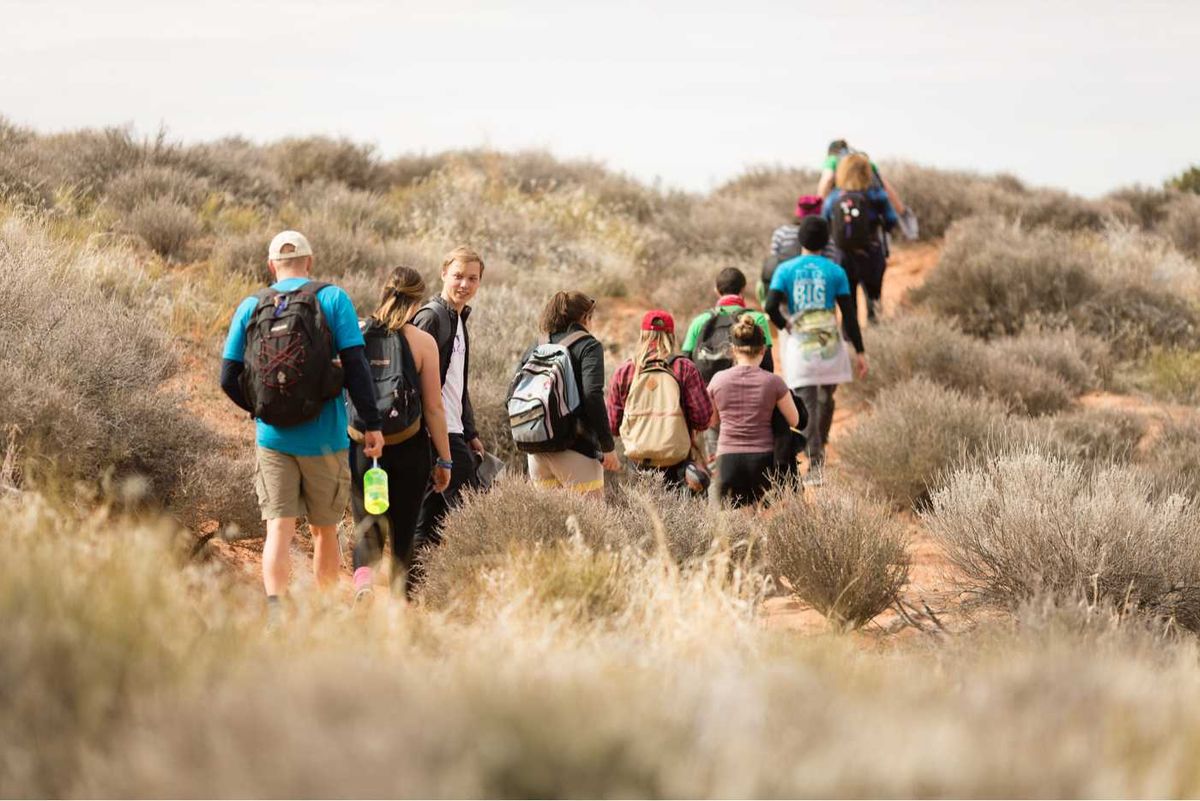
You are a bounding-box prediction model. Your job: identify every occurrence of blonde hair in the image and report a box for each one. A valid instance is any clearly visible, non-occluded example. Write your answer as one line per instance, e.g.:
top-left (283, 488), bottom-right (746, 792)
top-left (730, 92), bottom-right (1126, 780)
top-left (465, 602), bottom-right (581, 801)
top-left (442, 245), bottom-right (485, 275)
top-left (372, 266), bottom-right (426, 331)
top-left (836, 153), bottom-right (873, 192)
top-left (636, 329), bottom-right (675, 369)
top-left (731, 314), bottom-right (766, 357)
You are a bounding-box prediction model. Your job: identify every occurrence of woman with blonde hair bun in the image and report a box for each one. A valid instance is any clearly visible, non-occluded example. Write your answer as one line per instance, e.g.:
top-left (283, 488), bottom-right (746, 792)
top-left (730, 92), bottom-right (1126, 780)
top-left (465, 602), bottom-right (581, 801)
top-left (706, 314), bottom-right (800, 507)
top-left (823, 152), bottom-right (899, 324)
top-left (347, 265), bottom-right (452, 603)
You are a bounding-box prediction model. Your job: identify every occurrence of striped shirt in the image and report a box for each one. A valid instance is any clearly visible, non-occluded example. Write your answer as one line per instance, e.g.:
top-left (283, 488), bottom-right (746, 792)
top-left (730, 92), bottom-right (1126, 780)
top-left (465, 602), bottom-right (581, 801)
top-left (770, 224), bottom-right (802, 260)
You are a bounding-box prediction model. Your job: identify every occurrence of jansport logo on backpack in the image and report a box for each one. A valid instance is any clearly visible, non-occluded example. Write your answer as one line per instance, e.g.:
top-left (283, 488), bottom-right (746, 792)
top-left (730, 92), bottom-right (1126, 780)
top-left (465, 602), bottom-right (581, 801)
top-left (240, 281), bottom-right (343, 427)
top-left (507, 332), bottom-right (588, 453)
top-left (693, 310), bottom-right (736, 384)
top-left (347, 319), bottom-right (422, 443)
top-left (831, 191), bottom-right (875, 253)
top-left (619, 357), bottom-right (692, 468)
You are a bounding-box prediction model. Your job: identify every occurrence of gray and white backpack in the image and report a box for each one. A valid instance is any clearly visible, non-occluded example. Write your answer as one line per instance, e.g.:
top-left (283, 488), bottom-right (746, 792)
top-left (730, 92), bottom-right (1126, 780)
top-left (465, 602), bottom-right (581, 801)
top-left (506, 332), bottom-right (588, 453)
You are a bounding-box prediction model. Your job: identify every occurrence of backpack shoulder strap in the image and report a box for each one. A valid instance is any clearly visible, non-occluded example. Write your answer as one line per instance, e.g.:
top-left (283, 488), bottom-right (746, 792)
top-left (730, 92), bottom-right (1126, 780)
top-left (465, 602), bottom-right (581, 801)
top-left (557, 331), bottom-right (590, 350)
top-left (298, 280), bottom-right (331, 296)
top-left (698, 309), bottom-right (723, 340)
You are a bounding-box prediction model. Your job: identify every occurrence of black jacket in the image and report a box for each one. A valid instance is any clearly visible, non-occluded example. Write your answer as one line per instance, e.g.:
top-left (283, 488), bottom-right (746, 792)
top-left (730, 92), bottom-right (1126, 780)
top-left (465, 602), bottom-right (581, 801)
top-left (412, 295), bottom-right (478, 442)
top-left (520, 323), bottom-right (614, 460)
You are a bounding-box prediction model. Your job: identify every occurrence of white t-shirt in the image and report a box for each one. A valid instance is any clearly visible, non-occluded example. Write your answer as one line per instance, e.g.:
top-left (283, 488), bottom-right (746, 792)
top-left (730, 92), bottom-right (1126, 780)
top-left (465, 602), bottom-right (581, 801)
top-left (443, 322), bottom-right (466, 435)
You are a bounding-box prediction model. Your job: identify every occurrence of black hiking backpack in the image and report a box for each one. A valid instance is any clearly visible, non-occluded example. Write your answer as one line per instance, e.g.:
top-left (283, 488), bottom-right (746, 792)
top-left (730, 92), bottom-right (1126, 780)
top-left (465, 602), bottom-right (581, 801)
top-left (693, 310), bottom-right (736, 384)
top-left (239, 281), bottom-right (343, 427)
top-left (830, 191), bottom-right (875, 254)
top-left (348, 319), bottom-right (423, 442)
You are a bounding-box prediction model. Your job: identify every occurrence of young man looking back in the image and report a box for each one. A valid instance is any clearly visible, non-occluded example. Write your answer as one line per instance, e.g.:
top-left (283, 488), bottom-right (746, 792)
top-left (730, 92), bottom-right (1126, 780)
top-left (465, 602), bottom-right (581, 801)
top-left (220, 231), bottom-right (383, 624)
top-left (411, 246), bottom-right (486, 556)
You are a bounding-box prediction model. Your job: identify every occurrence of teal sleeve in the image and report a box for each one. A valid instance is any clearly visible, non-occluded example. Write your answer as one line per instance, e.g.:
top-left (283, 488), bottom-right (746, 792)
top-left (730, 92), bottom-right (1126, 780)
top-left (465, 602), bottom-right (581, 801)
top-left (681, 312), bottom-right (710, 353)
top-left (221, 296), bottom-right (259, 362)
top-left (322, 287), bottom-right (366, 351)
top-left (769, 263), bottom-right (790, 295)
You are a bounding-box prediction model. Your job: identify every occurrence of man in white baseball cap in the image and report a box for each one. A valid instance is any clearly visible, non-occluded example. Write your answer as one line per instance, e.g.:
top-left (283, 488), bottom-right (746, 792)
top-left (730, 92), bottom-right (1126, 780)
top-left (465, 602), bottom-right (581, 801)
top-left (268, 230), bottom-right (313, 261)
top-left (220, 229), bottom-right (383, 628)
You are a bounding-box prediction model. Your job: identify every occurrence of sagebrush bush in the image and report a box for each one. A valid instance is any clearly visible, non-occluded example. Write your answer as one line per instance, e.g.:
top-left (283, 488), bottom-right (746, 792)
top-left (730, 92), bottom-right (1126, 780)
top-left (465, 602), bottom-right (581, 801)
top-left (104, 164), bottom-right (210, 212)
top-left (270, 135), bottom-right (384, 190)
top-left (1032, 407), bottom-right (1147, 466)
top-left (764, 487), bottom-right (909, 629)
top-left (1141, 419), bottom-right (1200, 499)
top-left (0, 217), bottom-right (221, 508)
top-left (927, 450), bottom-right (1200, 630)
top-left (914, 217), bottom-right (1199, 355)
top-left (847, 315), bottom-right (1076, 415)
top-left (123, 198), bottom-right (201, 261)
top-left (991, 326), bottom-right (1109, 393)
top-left (1128, 347), bottom-right (1200, 404)
top-left (840, 379), bottom-right (1011, 508)
top-left (1161, 193), bottom-right (1200, 259)
top-left (419, 478), bottom-right (620, 608)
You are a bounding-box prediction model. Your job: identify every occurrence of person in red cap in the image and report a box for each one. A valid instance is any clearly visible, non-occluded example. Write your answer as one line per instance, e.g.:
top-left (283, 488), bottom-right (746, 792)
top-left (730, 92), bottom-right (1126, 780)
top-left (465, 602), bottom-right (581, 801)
top-left (606, 310), bottom-right (713, 493)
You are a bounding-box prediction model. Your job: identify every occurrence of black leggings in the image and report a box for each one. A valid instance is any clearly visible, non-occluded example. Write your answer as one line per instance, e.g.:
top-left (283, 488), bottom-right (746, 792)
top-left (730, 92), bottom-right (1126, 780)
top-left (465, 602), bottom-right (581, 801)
top-left (839, 245), bottom-right (887, 321)
top-left (350, 430), bottom-right (431, 594)
top-left (717, 451), bottom-right (775, 508)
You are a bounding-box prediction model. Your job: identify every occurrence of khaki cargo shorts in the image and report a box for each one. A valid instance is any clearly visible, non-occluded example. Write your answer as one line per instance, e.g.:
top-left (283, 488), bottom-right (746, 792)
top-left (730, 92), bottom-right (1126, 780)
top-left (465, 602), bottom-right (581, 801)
top-left (254, 447), bottom-right (351, 526)
top-left (528, 450), bottom-right (604, 494)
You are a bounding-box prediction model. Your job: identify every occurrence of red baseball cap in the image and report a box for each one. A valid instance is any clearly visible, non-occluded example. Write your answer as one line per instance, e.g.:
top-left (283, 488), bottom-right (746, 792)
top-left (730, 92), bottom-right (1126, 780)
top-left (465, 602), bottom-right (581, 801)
top-left (795, 195), bottom-right (823, 218)
top-left (641, 309), bottom-right (675, 334)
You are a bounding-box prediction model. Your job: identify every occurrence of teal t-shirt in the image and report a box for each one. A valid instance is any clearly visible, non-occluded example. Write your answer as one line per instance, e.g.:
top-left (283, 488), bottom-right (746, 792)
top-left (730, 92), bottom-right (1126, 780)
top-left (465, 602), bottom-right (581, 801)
top-left (768, 255), bottom-right (851, 316)
top-left (223, 277), bottom-right (364, 456)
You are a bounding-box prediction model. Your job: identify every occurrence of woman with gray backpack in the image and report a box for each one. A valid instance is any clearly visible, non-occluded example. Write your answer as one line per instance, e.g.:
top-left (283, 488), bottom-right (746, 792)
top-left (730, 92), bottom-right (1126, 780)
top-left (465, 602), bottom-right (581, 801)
top-left (347, 266), bottom-right (452, 603)
top-left (507, 291), bottom-right (618, 498)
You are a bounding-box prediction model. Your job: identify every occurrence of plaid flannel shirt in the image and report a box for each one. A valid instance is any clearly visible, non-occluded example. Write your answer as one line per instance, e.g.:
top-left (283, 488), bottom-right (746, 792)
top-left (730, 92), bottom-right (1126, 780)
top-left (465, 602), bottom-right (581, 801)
top-left (606, 356), bottom-right (713, 435)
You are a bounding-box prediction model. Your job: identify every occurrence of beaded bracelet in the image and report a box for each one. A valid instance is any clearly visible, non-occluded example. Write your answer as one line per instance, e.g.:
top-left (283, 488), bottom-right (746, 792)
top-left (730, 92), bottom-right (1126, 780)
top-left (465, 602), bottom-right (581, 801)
top-left (435, 457), bottom-right (453, 470)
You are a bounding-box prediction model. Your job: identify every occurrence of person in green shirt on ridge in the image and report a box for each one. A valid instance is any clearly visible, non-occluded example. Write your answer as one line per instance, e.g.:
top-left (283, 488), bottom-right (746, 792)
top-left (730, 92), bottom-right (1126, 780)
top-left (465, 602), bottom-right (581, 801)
top-left (681, 266), bottom-right (774, 379)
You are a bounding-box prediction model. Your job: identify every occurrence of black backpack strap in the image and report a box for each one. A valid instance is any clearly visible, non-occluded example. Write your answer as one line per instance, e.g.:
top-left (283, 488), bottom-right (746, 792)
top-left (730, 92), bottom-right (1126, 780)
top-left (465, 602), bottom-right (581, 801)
top-left (297, 280), bottom-right (331, 296)
top-left (697, 308), bottom-right (724, 341)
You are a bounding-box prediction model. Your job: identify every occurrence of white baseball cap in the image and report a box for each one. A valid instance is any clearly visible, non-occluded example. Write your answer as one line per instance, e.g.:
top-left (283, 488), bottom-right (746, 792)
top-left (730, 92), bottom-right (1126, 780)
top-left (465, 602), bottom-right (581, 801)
top-left (268, 230), bottom-right (313, 261)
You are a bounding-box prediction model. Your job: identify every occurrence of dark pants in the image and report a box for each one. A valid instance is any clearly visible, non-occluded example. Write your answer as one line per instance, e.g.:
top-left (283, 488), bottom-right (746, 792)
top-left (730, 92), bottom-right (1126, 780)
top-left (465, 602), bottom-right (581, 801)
top-left (839, 245), bottom-right (887, 322)
top-left (797, 385), bottom-right (836, 467)
top-left (349, 430), bottom-right (431, 594)
top-left (717, 451), bottom-right (775, 508)
top-left (413, 432), bottom-right (478, 551)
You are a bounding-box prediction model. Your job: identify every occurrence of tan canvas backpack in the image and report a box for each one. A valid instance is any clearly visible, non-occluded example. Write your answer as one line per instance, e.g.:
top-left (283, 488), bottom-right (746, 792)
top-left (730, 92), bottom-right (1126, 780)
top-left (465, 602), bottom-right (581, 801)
top-left (619, 357), bottom-right (692, 467)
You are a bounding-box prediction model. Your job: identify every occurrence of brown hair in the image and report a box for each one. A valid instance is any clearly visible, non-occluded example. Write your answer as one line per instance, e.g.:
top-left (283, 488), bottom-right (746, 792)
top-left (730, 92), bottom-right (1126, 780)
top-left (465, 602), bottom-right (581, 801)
top-left (836, 153), bottom-right (872, 192)
top-left (442, 245), bottom-right (485, 275)
top-left (539, 291), bottom-right (595, 334)
top-left (372, 266), bottom-right (426, 331)
top-left (731, 314), bottom-right (766, 356)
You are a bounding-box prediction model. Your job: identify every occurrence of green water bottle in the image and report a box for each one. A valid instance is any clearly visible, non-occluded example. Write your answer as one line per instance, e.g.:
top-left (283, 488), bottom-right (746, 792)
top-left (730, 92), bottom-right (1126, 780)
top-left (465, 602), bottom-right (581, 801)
top-left (363, 458), bottom-right (389, 515)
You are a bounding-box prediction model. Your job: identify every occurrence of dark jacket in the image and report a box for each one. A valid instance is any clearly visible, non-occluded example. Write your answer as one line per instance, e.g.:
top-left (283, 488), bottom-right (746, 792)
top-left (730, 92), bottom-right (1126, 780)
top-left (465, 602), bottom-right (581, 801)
top-left (520, 323), bottom-right (614, 460)
top-left (412, 295), bottom-right (478, 442)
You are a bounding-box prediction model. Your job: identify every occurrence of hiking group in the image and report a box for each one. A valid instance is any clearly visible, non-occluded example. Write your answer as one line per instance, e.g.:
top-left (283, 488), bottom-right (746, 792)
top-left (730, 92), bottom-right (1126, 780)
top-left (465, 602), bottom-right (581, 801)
top-left (220, 139), bottom-right (912, 619)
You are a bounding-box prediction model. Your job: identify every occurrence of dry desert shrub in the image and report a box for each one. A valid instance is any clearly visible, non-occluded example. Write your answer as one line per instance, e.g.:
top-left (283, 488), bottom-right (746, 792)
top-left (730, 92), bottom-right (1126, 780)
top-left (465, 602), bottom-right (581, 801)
top-left (1140, 418), bottom-right (1200, 499)
top-left (0, 497), bottom-right (255, 798)
top-left (0, 216), bottom-right (221, 508)
top-left (123, 197), bottom-right (202, 261)
top-left (927, 449), bottom-right (1200, 631)
top-left (839, 378), bottom-right (1013, 508)
top-left (990, 325), bottom-right (1111, 393)
top-left (104, 164), bottom-right (211, 212)
top-left (269, 135), bottom-right (384, 190)
top-left (1161, 192), bottom-right (1200, 259)
top-left (1031, 407), bottom-right (1147, 466)
top-left (914, 217), bottom-right (1199, 355)
top-left (847, 314), bottom-right (1077, 415)
top-left (763, 486), bottom-right (909, 629)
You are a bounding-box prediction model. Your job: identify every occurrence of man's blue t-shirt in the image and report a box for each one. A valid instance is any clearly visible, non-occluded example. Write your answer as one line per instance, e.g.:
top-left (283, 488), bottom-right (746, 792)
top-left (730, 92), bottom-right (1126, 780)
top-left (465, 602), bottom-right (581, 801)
top-left (769, 254), bottom-right (851, 316)
top-left (223, 277), bottom-right (364, 456)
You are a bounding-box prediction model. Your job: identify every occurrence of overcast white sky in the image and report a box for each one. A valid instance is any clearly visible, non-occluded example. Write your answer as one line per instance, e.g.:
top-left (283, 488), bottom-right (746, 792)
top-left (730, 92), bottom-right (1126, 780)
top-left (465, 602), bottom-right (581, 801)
top-left (2, 0), bottom-right (1197, 196)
